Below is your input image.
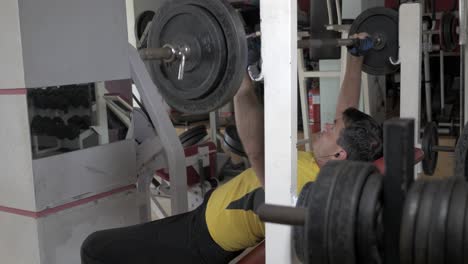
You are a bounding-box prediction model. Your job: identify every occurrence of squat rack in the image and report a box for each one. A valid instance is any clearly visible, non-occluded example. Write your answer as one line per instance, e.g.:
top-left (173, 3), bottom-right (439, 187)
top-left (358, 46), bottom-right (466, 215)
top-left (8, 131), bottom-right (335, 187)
top-left (261, 0), bottom-right (468, 263)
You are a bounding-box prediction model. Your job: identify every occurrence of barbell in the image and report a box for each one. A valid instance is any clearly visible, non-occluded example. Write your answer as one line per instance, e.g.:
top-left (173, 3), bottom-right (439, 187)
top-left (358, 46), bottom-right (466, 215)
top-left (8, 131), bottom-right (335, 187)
top-left (257, 161), bottom-right (383, 264)
top-left (257, 161), bottom-right (468, 264)
top-left (139, 0), bottom-right (399, 114)
top-left (421, 122), bottom-right (456, 175)
top-left (421, 121), bottom-right (468, 178)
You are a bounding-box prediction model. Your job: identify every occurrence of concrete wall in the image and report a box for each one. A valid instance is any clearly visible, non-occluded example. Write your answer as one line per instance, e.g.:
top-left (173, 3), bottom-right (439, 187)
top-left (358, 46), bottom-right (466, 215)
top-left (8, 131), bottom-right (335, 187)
top-left (18, 0), bottom-right (130, 87)
top-left (0, 93), bottom-right (35, 210)
top-left (0, 0), bottom-right (25, 89)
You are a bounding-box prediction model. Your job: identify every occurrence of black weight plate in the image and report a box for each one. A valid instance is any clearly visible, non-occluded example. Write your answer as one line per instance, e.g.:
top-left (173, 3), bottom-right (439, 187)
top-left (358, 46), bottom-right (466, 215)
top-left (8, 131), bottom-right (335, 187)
top-left (428, 178), bottom-right (456, 264)
top-left (149, 4), bottom-right (226, 100)
top-left (440, 13), bottom-right (458, 52)
top-left (294, 182), bottom-right (315, 262)
top-left (135, 10), bottom-right (155, 42)
top-left (223, 125), bottom-right (246, 157)
top-left (415, 181), bottom-right (440, 264)
top-left (422, 122), bottom-right (439, 175)
top-left (452, 17), bottom-right (460, 48)
top-left (455, 122), bottom-right (468, 181)
top-left (400, 180), bottom-right (426, 264)
top-left (440, 13), bottom-right (448, 52)
top-left (149, 0), bottom-right (247, 114)
top-left (349, 7), bottom-right (399, 75)
top-left (446, 180), bottom-right (467, 264)
top-left (179, 125), bottom-right (206, 142)
top-left (180, 125), bottom-right (207, 147)
top-left (463, 191), bottom-right (468, 264)
top-left (304, 161), bottom-right (344, 264)
top-left (182, 132), bottom-right (207, 147)
top-left (327, 162), bottom-right (376, 264)
top-left (357, 172), bottom-right (383, 264)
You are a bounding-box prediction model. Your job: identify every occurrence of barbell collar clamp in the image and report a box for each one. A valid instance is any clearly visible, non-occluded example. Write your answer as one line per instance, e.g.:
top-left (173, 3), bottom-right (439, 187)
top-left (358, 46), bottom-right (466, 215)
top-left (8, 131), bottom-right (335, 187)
top-left (257, 204), bottom-right (306, 226)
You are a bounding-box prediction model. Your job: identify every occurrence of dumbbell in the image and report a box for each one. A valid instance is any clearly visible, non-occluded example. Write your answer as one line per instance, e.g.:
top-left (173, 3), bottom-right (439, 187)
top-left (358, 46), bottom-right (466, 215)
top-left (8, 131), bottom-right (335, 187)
top-left (31, 116), bottom-right (46, 135)
top-left (421, 122), bottom-right (456, 175)
top-left (68, 115), bottom-right (91, 130)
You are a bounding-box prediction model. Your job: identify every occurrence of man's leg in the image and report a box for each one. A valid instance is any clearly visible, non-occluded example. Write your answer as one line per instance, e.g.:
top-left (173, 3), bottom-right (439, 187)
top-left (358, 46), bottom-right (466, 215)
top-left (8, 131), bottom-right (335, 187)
top-left (81, 210), bottom-right (202, 264)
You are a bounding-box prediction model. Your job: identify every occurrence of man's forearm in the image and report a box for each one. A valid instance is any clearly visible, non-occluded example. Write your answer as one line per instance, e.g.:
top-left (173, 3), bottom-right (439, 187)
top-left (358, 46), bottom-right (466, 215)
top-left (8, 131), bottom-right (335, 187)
top-left (234, 86), bottom-right (265, 186)
top-left (335, 54), bottom-right (364, 117)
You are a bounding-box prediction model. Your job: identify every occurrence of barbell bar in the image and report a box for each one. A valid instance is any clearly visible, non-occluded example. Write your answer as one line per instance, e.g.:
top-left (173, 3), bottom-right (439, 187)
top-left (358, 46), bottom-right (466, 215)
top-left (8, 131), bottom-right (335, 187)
top-left (142, 36), bottom-right (380, 62)
top-left (141, 0), bottom-right (398, 114)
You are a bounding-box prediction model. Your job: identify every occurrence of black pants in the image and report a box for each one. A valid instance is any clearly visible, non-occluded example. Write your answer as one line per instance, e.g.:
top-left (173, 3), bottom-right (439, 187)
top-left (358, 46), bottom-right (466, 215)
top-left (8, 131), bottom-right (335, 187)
top-left (81, 192), bottom-right (242, 264)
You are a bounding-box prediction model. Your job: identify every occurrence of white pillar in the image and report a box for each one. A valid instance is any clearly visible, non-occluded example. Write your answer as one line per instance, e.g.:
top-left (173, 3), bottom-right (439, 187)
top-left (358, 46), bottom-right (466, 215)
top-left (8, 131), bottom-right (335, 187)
top-left (399, 3), bottom-right (422, 144)
top-left (460, 0), bottom-right (468, 126)
top-left (261, 0), bottom-right (298, 263)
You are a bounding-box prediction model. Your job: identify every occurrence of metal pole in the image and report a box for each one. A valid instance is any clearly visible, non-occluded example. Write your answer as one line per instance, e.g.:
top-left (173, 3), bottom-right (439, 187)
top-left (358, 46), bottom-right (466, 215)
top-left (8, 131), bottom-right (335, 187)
top-left (423, 23), bottom-right (432, 122)
top-left (432, 145), bottom-right (455, 152)
top-left (209, 111), bottom-right (219, 149)
top-left (335, 0), bottom-right (342, 25)
top-left (257, 204), bottom-right (306, 226)
top-left (460, 0), bottom-right (467, 127)
top-left (326, 0), bottom-right (334, 25)
top-left (460, 47), bottom-right (465, 134)
top-left (440, 50), bottom-right (445, 112)
top-left (129, 44), bottom-right (189, 214)
top-left (139, 47), bottom-right (174, 60)
top-left (297, 38), bottom-right (355, 49)
top-left (297, 48), bottom-right (311, 151)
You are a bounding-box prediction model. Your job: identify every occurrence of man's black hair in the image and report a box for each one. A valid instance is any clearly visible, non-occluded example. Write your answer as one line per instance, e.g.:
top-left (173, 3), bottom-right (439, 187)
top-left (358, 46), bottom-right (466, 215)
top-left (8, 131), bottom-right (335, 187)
top-left (337, 107), bottom-right (383, 161)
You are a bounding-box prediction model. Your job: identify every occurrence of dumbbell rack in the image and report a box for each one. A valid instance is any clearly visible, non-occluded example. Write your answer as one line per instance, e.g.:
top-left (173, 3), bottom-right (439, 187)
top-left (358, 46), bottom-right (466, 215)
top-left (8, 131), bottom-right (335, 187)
top-left (27, 83), bottom-right (104, 158)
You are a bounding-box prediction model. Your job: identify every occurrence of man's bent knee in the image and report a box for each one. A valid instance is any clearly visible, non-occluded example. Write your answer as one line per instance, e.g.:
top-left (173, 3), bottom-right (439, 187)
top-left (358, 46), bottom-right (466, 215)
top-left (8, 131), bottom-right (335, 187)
top-left (80, 231), bottom-right (106, 264)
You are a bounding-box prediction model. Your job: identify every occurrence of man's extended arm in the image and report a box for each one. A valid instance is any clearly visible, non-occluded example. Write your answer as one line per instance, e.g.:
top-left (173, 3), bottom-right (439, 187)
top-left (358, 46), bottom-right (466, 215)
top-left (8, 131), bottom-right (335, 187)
top-left (335, 33), bottom-right (369, 118)
top-left (335, 54), bottom-right (364, 118)
top-left (234, 76), bottom-right (265, 186)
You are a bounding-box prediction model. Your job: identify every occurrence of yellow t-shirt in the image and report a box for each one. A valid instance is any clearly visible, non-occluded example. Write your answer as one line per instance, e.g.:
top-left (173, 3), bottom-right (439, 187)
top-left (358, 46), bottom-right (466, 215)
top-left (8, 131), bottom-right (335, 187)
top-left (205, 151), bottom-right (320, 251)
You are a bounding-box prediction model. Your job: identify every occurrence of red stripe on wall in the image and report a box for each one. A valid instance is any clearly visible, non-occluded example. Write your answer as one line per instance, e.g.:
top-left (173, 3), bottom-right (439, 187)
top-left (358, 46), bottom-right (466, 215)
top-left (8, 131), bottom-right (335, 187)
top-left (0, 89), bottom-right (27, 95)
top-left (0, 184), bottom-right (136, 219)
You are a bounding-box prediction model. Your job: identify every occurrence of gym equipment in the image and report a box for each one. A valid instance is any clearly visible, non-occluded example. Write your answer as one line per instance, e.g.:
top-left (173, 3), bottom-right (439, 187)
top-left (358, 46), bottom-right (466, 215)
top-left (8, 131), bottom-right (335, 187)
top-left (257, 161), bottom-right (383, 264)
top-left (253, 119), bottom-right (468, 263)
top-left (258, 165), bottom-right (468, 264)
top-left (400, 177), bottom-right (467, 264)
top-left (349, 7), bottom-right (399, 75)
top-left (179, 125), bottom-right (208, 148)
top-left (29, 85), bottom-right (93, 111)
top-left (68, 115), bottom-right (91, 130)
top-left (30, 115), bottom-right (85, 140)
top-left (141, 2), bottom-right (399, 114)
top-left (455, 122), bottom-right (468, 181)
top-left (299, 7), bottom-right (399, 75)
top-left (440, 12), bottom-right (459, 52)
top-left (421, 122), bottom-right (456, 175)
top-left (223, 125), bottom-right (246, 157)
top-left (145, 0), bottom-right (247, 114)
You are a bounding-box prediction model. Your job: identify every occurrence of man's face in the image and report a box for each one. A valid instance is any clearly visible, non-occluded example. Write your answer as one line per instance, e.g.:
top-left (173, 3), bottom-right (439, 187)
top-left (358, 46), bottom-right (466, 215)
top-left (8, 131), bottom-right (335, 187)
top-left (312, 117), bottom-right (345, 166)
